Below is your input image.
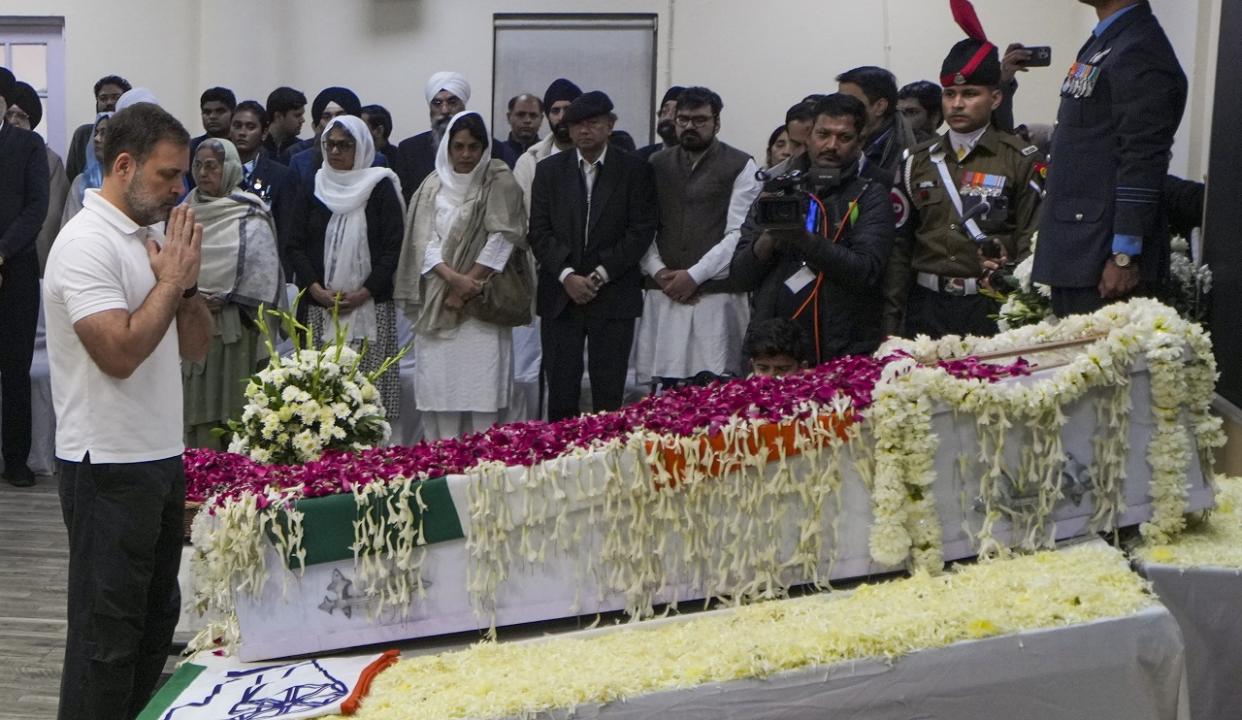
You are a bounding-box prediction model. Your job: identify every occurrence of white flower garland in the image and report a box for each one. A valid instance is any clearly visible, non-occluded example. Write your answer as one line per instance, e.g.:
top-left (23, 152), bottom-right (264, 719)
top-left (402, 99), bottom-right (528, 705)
top-left (871, 298), bottom-right (1224, 572)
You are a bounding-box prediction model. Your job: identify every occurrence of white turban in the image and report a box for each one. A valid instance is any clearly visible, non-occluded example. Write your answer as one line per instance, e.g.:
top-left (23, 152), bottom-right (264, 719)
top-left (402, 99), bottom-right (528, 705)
top-left (116, 87), bottom-right (160, 111)
top-left (424, 71), bottom-right (471, 106)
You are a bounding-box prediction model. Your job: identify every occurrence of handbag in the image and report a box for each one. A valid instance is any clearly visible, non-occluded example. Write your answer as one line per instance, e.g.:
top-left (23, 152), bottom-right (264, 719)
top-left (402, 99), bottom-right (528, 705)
top-left (465, 245), bottom-right (535, 327)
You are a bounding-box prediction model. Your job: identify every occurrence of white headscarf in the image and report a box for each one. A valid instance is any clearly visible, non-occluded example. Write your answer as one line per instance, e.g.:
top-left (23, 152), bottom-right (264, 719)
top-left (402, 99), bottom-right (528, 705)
top-left (434, 110), bottom-right (491, 209)
top-left (116, 87), bottom-right (159, 111)
top-left (424, 71), bottom-right (471, 105)
top-left (313, 115), bottom-right (404, 342)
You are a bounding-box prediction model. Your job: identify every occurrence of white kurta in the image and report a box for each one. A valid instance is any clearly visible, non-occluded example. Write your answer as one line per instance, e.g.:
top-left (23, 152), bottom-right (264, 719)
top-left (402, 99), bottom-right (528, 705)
top-left (413, 203), bottom-right (515, 413)
top-left (635, 156), bottom-right (762, 384)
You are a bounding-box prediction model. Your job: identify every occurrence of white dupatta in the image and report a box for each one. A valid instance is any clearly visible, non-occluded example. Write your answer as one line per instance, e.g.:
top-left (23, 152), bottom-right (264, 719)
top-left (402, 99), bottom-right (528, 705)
top-left (313, 115), bottom-right (403, 342)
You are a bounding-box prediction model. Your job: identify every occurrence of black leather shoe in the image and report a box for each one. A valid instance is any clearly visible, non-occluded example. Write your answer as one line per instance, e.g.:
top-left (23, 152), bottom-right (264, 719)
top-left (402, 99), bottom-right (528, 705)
top-left (4, 465), bottom-right (35, 488)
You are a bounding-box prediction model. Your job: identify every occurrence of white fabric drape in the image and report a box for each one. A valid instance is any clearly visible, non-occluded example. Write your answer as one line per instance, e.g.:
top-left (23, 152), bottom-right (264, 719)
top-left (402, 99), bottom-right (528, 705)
top-left (314, 115), bottom-right (402, 342)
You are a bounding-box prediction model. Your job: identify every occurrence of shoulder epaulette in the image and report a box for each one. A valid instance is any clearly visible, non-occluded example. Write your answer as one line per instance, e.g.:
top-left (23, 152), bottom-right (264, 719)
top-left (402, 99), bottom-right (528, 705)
top-left (995, 131), bottom-right (1041, 158)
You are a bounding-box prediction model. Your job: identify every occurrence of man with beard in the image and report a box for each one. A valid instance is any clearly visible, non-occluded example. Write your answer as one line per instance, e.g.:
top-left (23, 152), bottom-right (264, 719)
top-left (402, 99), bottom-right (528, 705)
top-left (0, 68), bottom-right (50, 488)
top-left (638, 86), bottom-right (684, 160)
top-left (513, 77), bottom-right (583, 213)
top-left (884, 36), bottom-right (1043, 339)
top-left (499, 93), bottom-right (543, 163)
top-left (44, 102), bottom-right (212, 719)
top-left (730, 93), bottom-right (894, 364)
top-left (6, 80), bottom-right (69, 276)
top-left (66, 74), bottom-right (131, 180)
top-left (836, 66), bottom-right (917, 183)
top-left (508, 78), bottom-right (583, 422)
top-left (1032, 0), bottom-right (1186, 316)
top-left (636, 86), bottom-right (762, 389)
top-left (395, 71), bottom-right (516, 202)
top-left (231, 100), bottom-right (297, 276)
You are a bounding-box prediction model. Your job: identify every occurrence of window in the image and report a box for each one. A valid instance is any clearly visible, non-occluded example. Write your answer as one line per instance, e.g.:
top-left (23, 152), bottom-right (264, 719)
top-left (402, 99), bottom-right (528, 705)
top-left (492, 14), bottom-right (658, 146)
top-left (0, 17), bottom-right (66, 156)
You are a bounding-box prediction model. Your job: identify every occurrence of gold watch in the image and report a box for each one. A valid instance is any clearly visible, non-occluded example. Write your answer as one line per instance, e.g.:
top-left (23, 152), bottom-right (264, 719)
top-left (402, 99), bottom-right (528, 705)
top-left (1112, 252), bottom-right (1133, 268)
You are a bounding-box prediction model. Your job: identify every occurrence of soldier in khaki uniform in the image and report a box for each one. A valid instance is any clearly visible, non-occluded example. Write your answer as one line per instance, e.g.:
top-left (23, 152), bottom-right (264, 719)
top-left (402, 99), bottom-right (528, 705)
top-left (884, 37), bottom-right (1043, 338)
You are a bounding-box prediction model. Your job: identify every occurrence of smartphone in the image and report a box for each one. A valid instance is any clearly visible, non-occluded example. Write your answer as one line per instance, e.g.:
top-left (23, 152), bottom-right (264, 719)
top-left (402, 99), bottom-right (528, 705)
top-left (1022, 46), bottom-right (1053, 68)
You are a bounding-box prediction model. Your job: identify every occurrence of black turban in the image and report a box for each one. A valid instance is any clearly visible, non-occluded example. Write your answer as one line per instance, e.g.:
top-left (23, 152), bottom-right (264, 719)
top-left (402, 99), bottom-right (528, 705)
top-left (0, 67), bottom-right (14, 105)
top-left (311, 86), bottom-right (362, 121)
top-left (660, 85), bottom-right (686, 106)
top-left (542, 78), bottom-right (583, 114)
top-left (10, 81), bottom-right (42, 129)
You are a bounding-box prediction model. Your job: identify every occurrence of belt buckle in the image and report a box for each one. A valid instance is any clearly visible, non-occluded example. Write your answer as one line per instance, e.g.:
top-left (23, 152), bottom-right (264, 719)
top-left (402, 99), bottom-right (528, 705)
top-left (941, 277), bottom-right (966, 296)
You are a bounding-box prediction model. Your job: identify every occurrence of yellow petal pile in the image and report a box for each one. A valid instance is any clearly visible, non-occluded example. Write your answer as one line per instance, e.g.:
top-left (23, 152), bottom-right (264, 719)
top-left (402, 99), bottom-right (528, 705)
top-left (331, 544), bottom-right (1152, 720)
top-left (1135, 475), bottom-right (1242, 569)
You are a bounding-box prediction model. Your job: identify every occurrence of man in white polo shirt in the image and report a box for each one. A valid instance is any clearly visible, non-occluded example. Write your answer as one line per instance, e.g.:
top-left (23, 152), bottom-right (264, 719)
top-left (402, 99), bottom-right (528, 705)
top-left (44, 102), bottom-right (212, 720)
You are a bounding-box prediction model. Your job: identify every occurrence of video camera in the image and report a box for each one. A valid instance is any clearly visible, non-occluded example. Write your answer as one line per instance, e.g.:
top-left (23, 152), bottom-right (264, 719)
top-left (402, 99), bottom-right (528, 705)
top-left (754, 167), bottom-right (841, 230)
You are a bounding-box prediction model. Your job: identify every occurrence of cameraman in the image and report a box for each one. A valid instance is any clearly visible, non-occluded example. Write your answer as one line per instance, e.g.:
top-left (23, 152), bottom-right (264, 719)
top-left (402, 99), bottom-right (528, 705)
top-left (730, 94), bottom-right (894, 364)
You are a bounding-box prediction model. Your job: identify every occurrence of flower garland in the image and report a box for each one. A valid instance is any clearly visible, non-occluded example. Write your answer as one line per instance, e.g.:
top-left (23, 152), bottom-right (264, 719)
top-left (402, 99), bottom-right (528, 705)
top-left (871, 298), bottom-right (1223, 572)
top-left (324, 544), bottom-right (1153, 720)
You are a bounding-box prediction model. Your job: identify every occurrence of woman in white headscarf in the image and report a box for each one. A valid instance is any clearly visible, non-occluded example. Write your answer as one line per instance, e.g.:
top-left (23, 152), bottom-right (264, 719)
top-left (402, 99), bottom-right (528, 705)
top-left (394, 111), bottom-right (532, 440)
top-left (181, 138), bottom-right (285, 448)
top-left (288, 114), bottom-right (405, 418)
top-left (60, 111), bottom-right (111, 225)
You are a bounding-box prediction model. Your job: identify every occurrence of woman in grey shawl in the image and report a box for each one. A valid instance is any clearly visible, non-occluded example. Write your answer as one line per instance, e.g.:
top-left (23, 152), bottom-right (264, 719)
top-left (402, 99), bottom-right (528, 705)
top-left (181, 138), bottom-right (284, 448)
top-left (395, 111), bottom-right (532, 440)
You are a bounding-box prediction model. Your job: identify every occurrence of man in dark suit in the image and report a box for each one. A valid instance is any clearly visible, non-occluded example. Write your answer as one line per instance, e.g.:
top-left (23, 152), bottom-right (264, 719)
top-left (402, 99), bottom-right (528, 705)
top-left (1032, 0), bottom-right (1187, 316)
top-left (529, 91), bottom-right (657, 421)
top-left (0, 67), bottom-right (51, 487)
top-left (231, 99), bottom-right (299, 279)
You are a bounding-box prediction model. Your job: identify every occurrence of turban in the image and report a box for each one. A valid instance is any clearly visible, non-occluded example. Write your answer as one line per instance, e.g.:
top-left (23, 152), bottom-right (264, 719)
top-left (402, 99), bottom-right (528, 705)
top-left (10, 81), bottom-right (42, 128)
top-left (0, 67), bottom-right (16, 103)
top-left (424, 71), bottom-right (471, 106)
top-left (116, 87), bottom-right (160, 111)
top-left (542, 78), bottom-right (582, 112)
top-left (660, 85), bottom-right (686, 106)
top-left (563, 90), bottom-right (614, 125)
top-left (312, 86), bottom-right (362, 121)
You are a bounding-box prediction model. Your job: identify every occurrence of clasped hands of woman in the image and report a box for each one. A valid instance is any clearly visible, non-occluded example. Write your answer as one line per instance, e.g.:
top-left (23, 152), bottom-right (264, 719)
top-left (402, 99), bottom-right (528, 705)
top-left (309, 282), bottom-right (372, 311)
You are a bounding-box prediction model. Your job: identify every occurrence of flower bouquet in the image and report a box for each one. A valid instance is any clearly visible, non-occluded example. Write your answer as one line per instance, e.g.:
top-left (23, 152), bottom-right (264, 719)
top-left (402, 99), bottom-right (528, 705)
top-left (224, 296), bottom-right (404, 465)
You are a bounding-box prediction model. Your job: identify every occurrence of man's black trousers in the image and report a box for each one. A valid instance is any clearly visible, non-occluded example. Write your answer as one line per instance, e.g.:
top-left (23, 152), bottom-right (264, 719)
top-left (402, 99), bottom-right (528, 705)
top-left (57, 454), bottom-right (184, 720)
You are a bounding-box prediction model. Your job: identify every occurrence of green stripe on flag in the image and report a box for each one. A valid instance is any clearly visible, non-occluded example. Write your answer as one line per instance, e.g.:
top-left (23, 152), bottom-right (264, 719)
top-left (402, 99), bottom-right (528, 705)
top-left (269, 476), bottom-right (465, 568)
top-left (136, 661), bottom-right (207, 720)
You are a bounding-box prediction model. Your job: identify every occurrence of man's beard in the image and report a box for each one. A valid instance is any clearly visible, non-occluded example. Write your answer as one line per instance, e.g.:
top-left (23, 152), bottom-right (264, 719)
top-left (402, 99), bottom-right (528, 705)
top-left (432, 115), bottom-right (451, 141)
top-left (123, 177), bottom-right (173, 226)
top-left (552, 121), bottom-right (571, 144)
top-left (678, 131), bottom-right (710, 152)
top-left (657, 119), bottom-right (678, 145)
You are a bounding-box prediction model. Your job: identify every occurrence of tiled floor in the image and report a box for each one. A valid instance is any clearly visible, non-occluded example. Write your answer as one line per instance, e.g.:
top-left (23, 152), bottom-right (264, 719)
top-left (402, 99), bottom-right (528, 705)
top-left (0, 475), bottom-right (67, 719)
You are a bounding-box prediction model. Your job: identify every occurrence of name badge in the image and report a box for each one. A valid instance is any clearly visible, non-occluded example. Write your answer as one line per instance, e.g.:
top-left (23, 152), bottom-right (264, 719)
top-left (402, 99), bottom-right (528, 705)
top-left (785, 266), bottom-right (816, 294)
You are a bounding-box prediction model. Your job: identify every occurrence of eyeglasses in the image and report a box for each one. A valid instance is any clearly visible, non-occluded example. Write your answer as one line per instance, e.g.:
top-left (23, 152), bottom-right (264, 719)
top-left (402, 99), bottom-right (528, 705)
top-left (192, 159), bottom-right (222, 172)
top-left (675, 114), bottom-right (714, 128)
top-left (325, 139), bottom-right (356, 153)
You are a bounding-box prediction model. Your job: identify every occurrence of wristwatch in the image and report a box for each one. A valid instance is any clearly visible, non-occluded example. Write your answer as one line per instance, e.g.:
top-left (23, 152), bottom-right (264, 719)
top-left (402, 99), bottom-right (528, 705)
top-left (182, 284), bottom-right (199, 298)
top-left (1111, 252), bottom-right (1133, 268)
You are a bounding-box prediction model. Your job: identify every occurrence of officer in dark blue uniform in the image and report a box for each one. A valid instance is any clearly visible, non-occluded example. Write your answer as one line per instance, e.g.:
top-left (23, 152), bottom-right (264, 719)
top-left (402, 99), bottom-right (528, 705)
top-left (1031, 0), bottom-right (1187, 316)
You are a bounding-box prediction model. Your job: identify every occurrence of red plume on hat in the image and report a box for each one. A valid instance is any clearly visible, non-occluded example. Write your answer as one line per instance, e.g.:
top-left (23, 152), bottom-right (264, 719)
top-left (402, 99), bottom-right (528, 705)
top-left (950, 0), bottom-right (989, 42)
top-left (942, 0), bottom-right (997, 86)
